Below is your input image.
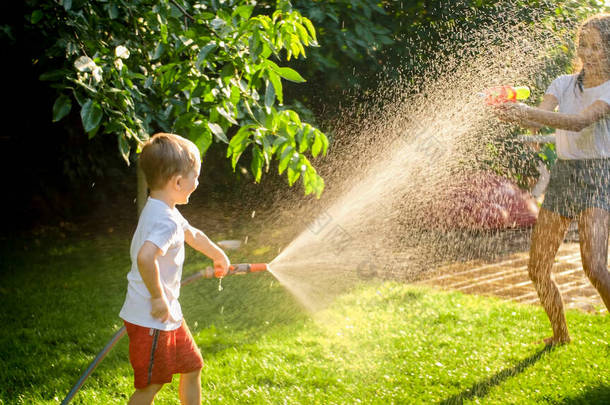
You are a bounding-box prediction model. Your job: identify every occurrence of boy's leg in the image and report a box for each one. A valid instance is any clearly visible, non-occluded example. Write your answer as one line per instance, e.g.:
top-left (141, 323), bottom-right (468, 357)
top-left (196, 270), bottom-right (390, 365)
top-left (179, 369), bottom-right (202, 405)
top-left (128, 383), bottom-right (163, 405)
top-left (577, 207), bottom-right (610, 310)
top-left (528, 208), bottom-right (572, 344)
top-left (175, 321), bottom-right (204, 404)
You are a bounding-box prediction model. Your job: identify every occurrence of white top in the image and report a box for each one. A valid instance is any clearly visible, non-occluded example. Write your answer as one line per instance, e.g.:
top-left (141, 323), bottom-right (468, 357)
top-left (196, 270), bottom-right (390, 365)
top-left (545, 74), bottom-right (610, 160)
top-left (119, 197), bottom-right (191, 331)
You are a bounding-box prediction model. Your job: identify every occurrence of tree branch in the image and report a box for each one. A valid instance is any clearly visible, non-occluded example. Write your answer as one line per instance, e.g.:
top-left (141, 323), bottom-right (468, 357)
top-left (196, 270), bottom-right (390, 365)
top-left (169, 0), bottom-right (195, 21)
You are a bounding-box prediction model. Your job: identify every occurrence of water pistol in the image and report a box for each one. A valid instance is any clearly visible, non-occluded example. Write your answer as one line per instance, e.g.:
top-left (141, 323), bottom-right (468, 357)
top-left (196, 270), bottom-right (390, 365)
top-left (479, 85), bottom-right (530, 105)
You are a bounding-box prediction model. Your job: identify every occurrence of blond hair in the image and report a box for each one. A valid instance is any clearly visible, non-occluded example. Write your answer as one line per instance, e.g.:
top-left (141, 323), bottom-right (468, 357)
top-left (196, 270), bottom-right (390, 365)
top-left (139, 133), bottom-right (201, 190)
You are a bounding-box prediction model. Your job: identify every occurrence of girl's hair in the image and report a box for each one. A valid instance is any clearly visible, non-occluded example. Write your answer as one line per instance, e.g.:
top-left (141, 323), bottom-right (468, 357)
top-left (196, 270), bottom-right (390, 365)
top-left (574, 13), bottom-right (610, 92)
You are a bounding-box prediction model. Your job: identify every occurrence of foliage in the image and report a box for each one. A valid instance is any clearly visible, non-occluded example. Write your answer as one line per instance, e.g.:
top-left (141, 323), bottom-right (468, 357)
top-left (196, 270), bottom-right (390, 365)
top-left (286, 0), bottom-right (606, 93)
top-left (25, 0), bottom-right (329, 197)
top-left (1, 233), bottom-right (609, 403)
top-left (285, 0), bottom-right (393, 90)
top-left (20, 0), bottom-right (607, 223)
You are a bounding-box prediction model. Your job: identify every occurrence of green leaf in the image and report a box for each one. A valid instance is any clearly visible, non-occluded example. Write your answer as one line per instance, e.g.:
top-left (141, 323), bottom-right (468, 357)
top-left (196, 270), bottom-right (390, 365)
top-left (312, 132), bottom-right (323, 157)
top-left (191, 123), bottom-right (213, 155)
top-left (216, 105), bottom-right (238, 125)
top-left (228, 126), bottom-right (253, 169)
top-left (302, 17), bottom-right (317, 42)
top-left (286, 110), bottom-right (301, 128)
top-left (63, 0), bottom-right (72, 12)
top-left (151, 43), bottom-right (165, 60)
top-left (118, 134), bottom-right (130, 164)
top-left (220, 64), bottom-right (234, 84)
top-left (249, 32), bottom-right (262, 61)
top-left (160, 23), bottom-right (168, 43)
top-left (30, 10), bottom-right (43, 24)
top-left (80, 99), bottom-right (103, 133)
top-left (278, 145), bottom-right (294, 174)
top-left (287, 159), bottom-right (303, 185)
top-left (290, 36), bottom-right (301, 58)
top-left (242, 100), bottom-right (259, 123)
top-left (230, 85), bottom-right (241, 106)
top-left (304, 168), bottom-right (324, 198)
top-left (264, 80), bottom-right (275, 113)
top-left (228, 125), bottom-right (253, 157)
top-left (208, 122), bottom-right (228, 143)
top-left (251, 146), bottom-right (263, 182)
top-left (268, 70), bottom-right (283, 104)
top-left (296, 23), bottom-right (309, 45)
top-left (210, 17), bottom-right (226, 31)
top-left (321, 132), bottom-right (329, 155)
top-left (286, 167), bottom-right (297, 185)
top-left (233, 5), bottom-right (254, 20)
top-left (274, 67), bottom-right (306, 83)
top-left (298, 125), bottom-right (312, 153)
top-left (52, 95), bottom-right (72, 122)
top-left (108, 3), bottom-right (119, 19)
top-left (304, 169), bottom-right (314, 195)
top-left (196, 43), bottom-right (216, 68)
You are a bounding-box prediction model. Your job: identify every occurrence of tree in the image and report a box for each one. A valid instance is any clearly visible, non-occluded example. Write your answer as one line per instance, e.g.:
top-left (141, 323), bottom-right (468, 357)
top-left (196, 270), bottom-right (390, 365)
top-left (27, 0), bottom-right (329, 210)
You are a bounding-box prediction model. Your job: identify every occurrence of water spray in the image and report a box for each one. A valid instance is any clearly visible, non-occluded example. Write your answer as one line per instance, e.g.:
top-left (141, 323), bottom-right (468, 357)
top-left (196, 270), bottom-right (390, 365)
top-left (61, 263), bottom-right (269, 404)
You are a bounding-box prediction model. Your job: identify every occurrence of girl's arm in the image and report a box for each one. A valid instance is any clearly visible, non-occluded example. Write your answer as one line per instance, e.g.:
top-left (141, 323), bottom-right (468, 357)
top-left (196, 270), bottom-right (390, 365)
top-left (495, 94), bottom-right (558, 133)
top-left (525, 94), bottom-right (559, 133)
top-left (496, 95), bottom-right (610, 132)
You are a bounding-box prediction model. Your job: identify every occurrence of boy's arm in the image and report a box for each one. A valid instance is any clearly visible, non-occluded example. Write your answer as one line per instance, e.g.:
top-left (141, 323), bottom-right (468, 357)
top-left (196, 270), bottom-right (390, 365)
top-left (185, 227), bottom-right (230, 274)
top-left (137, 241), bottom-right (170, 322)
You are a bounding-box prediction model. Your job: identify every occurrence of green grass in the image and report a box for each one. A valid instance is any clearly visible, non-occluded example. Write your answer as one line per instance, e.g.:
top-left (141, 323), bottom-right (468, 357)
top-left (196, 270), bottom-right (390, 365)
top-left (1, 232), bottom-right (609, 404)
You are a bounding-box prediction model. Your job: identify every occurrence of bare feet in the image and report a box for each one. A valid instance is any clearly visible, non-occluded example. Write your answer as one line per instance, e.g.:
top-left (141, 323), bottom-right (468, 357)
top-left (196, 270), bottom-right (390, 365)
top-left (534, 335), bottom-right (571, 346)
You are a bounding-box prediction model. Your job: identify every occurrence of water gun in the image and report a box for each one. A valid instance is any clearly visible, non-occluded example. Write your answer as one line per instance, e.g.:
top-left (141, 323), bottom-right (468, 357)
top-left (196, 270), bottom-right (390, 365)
top-left (479, 85), bottom-right (530, 105)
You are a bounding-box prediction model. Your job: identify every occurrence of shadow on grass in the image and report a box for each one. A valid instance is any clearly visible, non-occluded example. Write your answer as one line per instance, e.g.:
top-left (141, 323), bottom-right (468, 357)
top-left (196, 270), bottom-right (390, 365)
top-left (440, 345), bottom-right (553, 405)
top-left (561, 384), bottom-right (610, 404)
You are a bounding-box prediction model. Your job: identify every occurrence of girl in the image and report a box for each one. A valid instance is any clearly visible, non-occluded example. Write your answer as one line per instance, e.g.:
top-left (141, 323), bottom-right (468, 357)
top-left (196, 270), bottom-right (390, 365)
top-left (494, 13), bottom-right (610, 345)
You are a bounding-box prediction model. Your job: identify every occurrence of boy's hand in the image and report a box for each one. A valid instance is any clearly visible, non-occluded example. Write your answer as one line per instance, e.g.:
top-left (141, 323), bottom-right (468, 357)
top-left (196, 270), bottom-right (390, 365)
top-left (213, 254), bottom-right (231, 278)
top-left (151, 296), bottom-right (170, 322)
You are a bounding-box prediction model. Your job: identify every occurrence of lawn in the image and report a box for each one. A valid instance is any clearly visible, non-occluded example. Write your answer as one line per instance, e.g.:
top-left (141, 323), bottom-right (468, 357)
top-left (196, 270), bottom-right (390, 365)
top-left (0, 231), bottom-right (608, 404)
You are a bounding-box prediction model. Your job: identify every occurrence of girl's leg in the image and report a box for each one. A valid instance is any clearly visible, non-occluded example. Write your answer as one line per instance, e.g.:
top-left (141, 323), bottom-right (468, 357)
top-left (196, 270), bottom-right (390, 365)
top-left (179, 369), bottom-right (202, 405)
top-left (577, 207), bottom-right (610, 310)
top-left (528, 208), bottom-right (572, 344)
top-left (128, 384), bottom-right (163, 405)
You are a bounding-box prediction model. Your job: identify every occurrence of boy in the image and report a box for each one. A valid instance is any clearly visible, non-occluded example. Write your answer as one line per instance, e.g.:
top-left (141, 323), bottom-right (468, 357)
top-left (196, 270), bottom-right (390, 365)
top-left (119, 133), bottom-right (230, 404)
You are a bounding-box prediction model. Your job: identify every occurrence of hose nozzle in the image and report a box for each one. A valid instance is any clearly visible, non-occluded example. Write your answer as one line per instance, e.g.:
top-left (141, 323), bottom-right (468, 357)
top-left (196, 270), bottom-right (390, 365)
top-left (181, 263), bottom-right (269, 286)
top-left (212, 263), bottom-right (269, 278)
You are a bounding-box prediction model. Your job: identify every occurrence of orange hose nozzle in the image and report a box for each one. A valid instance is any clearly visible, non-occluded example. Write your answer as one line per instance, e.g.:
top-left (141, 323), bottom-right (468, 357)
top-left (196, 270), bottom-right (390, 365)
top-left (249, 263), bottom-right (268, 273)
top-left (214, 263), bottom-right (268, 278)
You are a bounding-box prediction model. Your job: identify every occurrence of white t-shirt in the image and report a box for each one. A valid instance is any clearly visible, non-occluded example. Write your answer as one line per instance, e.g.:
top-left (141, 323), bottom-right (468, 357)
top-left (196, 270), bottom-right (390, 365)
top-left (546, 74), bottom-right (610, 160)
top-left (119, 197), bottom-right (191, 331)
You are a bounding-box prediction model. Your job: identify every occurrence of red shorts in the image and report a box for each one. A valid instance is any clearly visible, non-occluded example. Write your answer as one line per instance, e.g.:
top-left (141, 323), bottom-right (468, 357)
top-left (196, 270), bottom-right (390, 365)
top-left (124, 320), bottom-right (204, 389)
